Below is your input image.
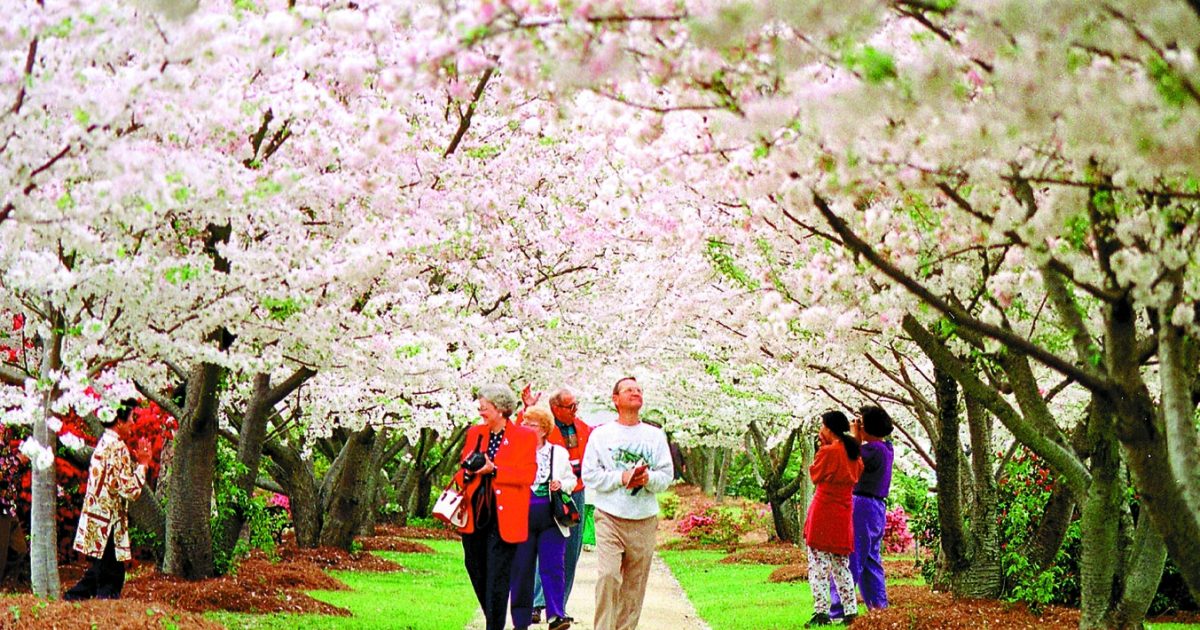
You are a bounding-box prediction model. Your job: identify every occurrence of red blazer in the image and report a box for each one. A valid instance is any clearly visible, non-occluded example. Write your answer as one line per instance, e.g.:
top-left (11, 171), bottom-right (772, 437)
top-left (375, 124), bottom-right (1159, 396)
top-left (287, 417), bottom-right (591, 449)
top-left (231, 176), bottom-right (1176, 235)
top-left (546, 418), bottom-right (592, 491)
top-left (453, 420), bottom-right (538, 543)
top-left (804, 442), bottom-right (864, 555)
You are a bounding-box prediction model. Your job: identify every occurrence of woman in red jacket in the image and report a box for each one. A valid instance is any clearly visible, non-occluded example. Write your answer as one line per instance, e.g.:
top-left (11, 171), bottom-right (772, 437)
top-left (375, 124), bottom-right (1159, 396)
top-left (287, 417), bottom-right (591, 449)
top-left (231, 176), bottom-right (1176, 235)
top-left (455, 383), bottom-right (538, 630)
top-left (804, 410), bottom-right (864, 627)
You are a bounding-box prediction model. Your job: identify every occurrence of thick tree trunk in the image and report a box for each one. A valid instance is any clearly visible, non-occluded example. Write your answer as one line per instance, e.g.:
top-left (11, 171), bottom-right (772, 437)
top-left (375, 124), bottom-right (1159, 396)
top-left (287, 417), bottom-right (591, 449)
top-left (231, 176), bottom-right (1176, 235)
top-left (163, 362), bottom-right (220, 579)
top-left (932, 365), bottom-right (967, 589)
top-left (959, 395), bottom-right (1002, 598)
top-left (354, 434), bottom-right (389, 537)
top-left (1104, 513), bottom-right (1167, 629)
top-left (318, 427), bottom-right (376, 550)
top-left (263, 437), bottom-right (321, 548)
top-left (30, 323), bottom-right (62, 599)
top-left (769, 496), bottom-right (802, 543)
top-left (1105, 299), bottom-right (1200, 601)
top-left (286, 461), bottom-right (322, 548)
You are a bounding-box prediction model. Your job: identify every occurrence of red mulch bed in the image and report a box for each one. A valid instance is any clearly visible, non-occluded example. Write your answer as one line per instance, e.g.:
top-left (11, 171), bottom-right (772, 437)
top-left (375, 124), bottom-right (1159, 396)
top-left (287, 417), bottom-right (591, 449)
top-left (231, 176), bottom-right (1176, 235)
top-left (721, 543), bottom-right (805, 565)
top-left (372, 523), bottom-right (460, 540)
top-left (851, 585), bottom-right (1080, 629)
top-left (123, 552), bottom-right (352, 616)
top-left (768, 560), bottom-right (935, 583)
top-left (359, 536), bottom-right (436, 553)
top-left (274, 542), bottom-right (405, 572)
top-left (0, 595), bottom-right (223, 629)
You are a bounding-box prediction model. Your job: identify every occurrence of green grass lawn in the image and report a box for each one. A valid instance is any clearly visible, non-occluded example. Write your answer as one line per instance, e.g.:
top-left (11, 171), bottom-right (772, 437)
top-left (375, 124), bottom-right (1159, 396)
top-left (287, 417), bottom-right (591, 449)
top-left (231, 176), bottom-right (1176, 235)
top-left (209, 539), bottom-right (474, 630)
top-left (661, 548), bottom-right (1199, 630)
top-left (659, 548), bottom-right (816, 630)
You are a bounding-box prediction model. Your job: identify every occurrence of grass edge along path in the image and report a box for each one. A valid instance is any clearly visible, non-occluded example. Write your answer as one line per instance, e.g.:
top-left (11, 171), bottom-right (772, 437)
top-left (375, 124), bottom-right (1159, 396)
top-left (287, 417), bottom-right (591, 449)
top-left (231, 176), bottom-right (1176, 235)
top-left (659, 548), bottom-right (815, 630)
top-left (208, 539), bottom-right (475, 630)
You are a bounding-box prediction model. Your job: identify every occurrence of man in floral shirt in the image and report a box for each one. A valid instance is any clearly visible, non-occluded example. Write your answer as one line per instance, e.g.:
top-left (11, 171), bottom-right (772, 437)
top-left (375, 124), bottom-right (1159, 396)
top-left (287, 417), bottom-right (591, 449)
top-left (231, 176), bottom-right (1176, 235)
top-left (65, 399), bottom-right (152, 600)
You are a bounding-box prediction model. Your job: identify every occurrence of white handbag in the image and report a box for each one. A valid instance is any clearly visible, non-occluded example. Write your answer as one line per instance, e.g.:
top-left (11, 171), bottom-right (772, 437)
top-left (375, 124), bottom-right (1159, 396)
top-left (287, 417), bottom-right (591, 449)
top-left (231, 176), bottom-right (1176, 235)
top-left (432, 483), bottom-right (468, 528)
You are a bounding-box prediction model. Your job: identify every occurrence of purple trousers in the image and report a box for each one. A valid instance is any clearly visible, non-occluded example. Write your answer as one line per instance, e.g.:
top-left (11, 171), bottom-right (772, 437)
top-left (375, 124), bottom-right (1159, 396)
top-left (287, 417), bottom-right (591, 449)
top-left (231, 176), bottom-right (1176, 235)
top-left (510, 496), bottom-right (567, 628)
top-left (832, 494), bottom-right (888, 616)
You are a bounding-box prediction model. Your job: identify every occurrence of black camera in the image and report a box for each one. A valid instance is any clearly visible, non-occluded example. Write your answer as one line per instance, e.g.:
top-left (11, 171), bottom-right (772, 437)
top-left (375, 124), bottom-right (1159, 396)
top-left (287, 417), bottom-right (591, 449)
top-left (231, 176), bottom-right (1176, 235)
top-left (462, 452), bottom-right (487, 473)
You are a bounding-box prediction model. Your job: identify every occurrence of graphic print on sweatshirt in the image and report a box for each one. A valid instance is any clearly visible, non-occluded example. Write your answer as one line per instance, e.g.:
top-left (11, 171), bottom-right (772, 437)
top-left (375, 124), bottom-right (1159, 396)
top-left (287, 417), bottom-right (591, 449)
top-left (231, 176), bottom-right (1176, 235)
top-left (610, 444), bottom-right (656, 470)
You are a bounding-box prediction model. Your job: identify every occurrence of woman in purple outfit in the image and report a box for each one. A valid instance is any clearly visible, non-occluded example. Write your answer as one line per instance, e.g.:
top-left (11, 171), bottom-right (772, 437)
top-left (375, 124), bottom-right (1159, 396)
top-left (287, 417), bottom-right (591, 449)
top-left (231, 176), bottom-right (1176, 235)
top-left (509, 407), bottom-right (577, 630)
top-left (831, 404), bottom-right (895, 618)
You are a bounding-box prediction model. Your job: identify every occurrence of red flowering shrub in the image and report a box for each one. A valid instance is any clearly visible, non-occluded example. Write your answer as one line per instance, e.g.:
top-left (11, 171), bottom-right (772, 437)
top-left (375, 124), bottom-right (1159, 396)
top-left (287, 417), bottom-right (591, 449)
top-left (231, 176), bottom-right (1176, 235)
top-left (0, 400), bottom-right (175, 564)
top-left (883, 506), bottom-right (914, 553)
top-left (675, 501), bottom-right (758, 548)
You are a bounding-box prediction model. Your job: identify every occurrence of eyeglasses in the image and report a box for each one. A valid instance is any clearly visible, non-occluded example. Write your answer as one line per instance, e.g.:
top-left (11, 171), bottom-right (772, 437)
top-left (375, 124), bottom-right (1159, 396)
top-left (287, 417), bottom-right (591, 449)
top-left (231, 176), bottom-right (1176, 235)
top-left (554, 402), bottom-right (579, 411)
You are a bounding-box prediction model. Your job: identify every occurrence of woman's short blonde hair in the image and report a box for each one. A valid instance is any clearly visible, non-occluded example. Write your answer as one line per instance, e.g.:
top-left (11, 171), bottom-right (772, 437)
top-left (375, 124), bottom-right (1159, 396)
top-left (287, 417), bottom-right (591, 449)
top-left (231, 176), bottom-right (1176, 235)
top-left (523, 407), bottom-right (553, 435)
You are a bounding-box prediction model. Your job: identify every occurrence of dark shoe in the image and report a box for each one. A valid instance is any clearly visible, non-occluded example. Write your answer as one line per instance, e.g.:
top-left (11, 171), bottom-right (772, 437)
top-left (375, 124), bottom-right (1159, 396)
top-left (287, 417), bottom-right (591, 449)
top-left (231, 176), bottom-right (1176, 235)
top-left (806, 613), bottom-right (832, 627)
top-left (548, 616), bottom-right (572, 630)
top-left (842, 613), bottom-right (857, 625)
top-left (531, 607), bottom-right (543, 623)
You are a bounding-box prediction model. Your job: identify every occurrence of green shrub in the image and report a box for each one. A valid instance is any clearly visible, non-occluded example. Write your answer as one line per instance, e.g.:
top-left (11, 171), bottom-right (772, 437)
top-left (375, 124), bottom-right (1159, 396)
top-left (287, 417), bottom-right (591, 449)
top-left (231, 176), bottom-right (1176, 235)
top-left (659, 492), bottom-right (681, 520)
top-left (211, 442), bottom-right (291, 575)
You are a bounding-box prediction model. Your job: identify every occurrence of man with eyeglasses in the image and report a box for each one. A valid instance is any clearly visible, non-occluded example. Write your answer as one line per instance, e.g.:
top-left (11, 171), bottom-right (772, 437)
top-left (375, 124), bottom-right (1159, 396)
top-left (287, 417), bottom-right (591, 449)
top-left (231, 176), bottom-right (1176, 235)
top-left (582, 377), bottom-right (674, 630)
top-left (528, 388), bottom-right (593, 624)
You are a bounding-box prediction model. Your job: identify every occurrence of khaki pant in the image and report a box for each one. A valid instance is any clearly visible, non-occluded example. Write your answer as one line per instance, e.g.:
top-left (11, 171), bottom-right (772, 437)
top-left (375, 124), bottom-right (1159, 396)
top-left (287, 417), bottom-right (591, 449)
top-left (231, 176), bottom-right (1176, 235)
top-left (593, 509), bottom-right (658, 630)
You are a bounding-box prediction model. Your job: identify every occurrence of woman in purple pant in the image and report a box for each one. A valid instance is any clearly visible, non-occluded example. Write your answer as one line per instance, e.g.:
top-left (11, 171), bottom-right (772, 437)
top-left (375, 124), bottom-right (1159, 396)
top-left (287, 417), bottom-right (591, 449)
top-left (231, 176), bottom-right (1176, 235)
top-left (509, 408), bottom-right (577, 630)
top-left (832, 404), bottom-right (895, 618)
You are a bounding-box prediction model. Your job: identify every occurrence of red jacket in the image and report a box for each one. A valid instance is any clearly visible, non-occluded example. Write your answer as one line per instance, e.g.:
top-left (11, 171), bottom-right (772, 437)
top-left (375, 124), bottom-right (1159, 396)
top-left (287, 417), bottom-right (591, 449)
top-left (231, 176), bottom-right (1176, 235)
top-left (454, 420), bottom-right (538, 543)
top-left (546, 418), bottom-right (592, 491)
top-left (804, 442), bottom-right (864, 555)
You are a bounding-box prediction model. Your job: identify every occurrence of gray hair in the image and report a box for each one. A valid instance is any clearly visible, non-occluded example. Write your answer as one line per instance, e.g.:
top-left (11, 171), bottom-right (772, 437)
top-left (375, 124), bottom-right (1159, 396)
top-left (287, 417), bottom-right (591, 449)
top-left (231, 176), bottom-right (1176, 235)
top-left (548, 388), bottom-right (574, 407)
top-left (477, 383), bottom-right (519, 417)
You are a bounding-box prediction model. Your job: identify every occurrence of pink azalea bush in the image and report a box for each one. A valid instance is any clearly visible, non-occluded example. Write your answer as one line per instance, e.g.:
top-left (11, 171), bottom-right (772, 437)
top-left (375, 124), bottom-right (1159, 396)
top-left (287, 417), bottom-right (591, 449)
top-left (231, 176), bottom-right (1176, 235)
top-left (883, 506), bottom-right (914, 553)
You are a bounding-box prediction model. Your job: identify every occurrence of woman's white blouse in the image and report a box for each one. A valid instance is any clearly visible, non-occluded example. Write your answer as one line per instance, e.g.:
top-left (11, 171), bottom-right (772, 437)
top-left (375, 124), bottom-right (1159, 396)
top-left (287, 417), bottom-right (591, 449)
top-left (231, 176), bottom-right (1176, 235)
top-left (531, 443), bottom-right (578, 494)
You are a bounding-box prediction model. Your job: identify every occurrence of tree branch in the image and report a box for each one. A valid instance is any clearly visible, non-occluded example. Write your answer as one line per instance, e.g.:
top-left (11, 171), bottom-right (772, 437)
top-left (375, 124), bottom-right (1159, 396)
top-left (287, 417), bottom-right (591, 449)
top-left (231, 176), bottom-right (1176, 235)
top-left (444, 67), bottom-right (494, 158)
top-left (812, 191), bottom-right (1114, 394)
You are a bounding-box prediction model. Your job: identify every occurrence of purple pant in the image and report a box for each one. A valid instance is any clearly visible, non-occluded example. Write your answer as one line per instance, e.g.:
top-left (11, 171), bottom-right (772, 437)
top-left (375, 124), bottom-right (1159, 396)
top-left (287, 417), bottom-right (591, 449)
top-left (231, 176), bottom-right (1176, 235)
top-left (510, 496), bottom-right (567, 628)
top-left (832, 494), bottom-right (888, 615)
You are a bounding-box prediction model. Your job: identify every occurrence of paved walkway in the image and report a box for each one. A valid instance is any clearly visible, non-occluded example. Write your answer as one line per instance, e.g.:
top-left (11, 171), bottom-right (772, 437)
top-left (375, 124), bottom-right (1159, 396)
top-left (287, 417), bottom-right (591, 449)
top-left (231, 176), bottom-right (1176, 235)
top-left (467, 546), bottom-right (709, 629)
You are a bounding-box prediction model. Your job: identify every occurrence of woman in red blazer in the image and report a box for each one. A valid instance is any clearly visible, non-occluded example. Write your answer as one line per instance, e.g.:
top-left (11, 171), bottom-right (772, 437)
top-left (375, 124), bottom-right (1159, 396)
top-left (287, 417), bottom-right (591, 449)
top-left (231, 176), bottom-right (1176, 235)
top-left (804, 410), bottom-right (864, 627)
top-left (455, 383), bottom-right (538, 630)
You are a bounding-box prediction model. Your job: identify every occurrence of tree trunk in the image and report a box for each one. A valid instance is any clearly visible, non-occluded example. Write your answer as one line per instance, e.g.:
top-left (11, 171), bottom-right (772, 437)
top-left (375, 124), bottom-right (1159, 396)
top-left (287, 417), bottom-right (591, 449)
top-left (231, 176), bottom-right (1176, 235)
top-left (1021, 484), bottom-right (1075, 573)
top-left (1104, 512), bottom-right (1167, 629)
top-left (958, 395), bottom-right (1002, 598)
top-left (932, 365), bottom-right (967, 589)
top-left (318, 427), bottom-right (376, 550)
top-left (30, 323), bottom-right (62, 599)
top-left (746, 423), bottom-right (809, 543)
top-left (216, 369), bottom-right (314, 554)
top-left (354, 433), bottom-right (389, 537)
top-left (714, 447), bottom-right (731, 501)
top-left (1105, 298), bottom-right (1200, 601)
top-left (702, 447), bottom-right (717, 495)
top-left (163, 362), bottom-right (220, 579)
top-left (769, 496), bottom-right (802, 543)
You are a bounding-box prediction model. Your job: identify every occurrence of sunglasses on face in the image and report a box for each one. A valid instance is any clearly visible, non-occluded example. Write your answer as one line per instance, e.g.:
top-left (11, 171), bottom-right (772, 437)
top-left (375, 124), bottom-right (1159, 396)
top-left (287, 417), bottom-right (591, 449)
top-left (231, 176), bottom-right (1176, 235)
top-left (555, 402), bottom-right (578, 411)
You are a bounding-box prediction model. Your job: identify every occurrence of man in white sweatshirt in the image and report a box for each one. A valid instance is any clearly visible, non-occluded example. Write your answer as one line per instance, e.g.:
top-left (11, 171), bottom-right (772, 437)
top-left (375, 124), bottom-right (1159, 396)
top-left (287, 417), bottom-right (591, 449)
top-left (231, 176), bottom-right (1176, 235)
top-left (581, 377), bottom-right (673, 630)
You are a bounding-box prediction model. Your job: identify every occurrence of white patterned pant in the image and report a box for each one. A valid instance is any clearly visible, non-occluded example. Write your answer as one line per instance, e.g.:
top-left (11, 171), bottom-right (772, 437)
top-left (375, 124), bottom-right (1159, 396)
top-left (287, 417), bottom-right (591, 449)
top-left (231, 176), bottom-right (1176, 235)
top-left (807, 546), bottom-right (857, 616)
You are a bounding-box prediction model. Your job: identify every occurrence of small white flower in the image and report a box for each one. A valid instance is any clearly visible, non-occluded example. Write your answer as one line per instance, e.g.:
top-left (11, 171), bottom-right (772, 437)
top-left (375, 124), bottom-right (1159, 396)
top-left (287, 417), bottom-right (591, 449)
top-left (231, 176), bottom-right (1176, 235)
top-left (60, 433), bottom-right (86, 452)
top-left (19, 438), bottom-right (55, 471)
top-left (96, 407), bottom-right (117, 425)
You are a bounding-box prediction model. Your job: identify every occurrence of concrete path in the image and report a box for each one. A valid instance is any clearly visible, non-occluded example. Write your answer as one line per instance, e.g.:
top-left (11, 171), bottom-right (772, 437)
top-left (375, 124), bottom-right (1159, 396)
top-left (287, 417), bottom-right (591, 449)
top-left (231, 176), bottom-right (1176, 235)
top-left (467, 546), bottom-right (709, 629)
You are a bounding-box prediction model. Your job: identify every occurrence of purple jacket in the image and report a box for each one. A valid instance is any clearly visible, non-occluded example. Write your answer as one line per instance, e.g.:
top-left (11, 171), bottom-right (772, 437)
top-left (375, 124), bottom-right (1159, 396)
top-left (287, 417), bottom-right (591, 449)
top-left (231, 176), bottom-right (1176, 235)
top-left (853, 440), bottom-right (894, 499)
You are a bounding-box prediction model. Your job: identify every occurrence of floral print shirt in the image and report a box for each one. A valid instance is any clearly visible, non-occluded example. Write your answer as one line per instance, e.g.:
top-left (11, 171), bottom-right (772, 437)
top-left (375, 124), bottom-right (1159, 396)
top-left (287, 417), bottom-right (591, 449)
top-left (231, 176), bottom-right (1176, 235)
top-left (73, 429), bottom-right (146, 561)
